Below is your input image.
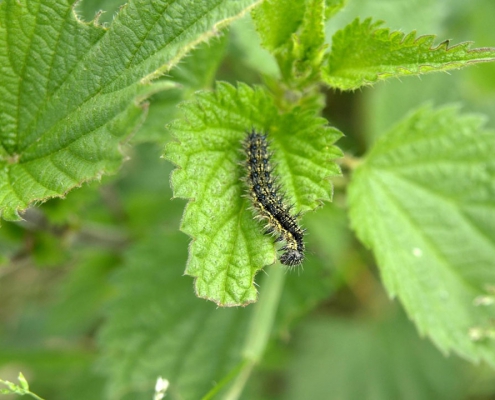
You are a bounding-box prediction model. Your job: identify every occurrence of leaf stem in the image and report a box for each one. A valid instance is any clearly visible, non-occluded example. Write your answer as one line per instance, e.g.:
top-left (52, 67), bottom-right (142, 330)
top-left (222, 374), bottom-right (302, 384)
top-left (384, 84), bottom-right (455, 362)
top-left (224, 265), bottom-right (286, 399)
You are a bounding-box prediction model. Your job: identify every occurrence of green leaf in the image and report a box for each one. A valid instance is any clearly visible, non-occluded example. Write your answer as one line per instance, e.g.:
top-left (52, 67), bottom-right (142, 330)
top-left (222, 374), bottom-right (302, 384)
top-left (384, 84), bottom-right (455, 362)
top-left (228, 15), bottom-right (280, 78)
top-left (286, 311), bottom-right (467, 400)
top-left (98, 230), bottom-right (250, 400)
top-left (46, 250), bottom-right (119, 336)
top-left (0, 349), bottom-right (102, 400)
top-left (135, 36), bottom-right (228, 143)
top-left (323, 18), bottom-right (495, 90)
top-left (165, 82), bottom-right (342, 306)
top-left (0, 0), bottom-right (259, 221)
top-left (251, 0), bottom-right (306, 52)
top-left (17, 373), bottom-right (29, 391)
top-left (0, 373), bottom-right (44, 399)
top-left (295, 0), bottom-right (326, 70)
top-left (324, 0), bottom-right (347, 20)
top-left (348, 105), bottom-right (495, 365)
top-left (252, 0), bottom-right (327, 85)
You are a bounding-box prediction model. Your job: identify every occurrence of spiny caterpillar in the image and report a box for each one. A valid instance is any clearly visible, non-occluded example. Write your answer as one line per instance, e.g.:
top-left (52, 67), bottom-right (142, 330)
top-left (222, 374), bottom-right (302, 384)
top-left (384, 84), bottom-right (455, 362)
top-left (243, 131), bottom-right (305, 267)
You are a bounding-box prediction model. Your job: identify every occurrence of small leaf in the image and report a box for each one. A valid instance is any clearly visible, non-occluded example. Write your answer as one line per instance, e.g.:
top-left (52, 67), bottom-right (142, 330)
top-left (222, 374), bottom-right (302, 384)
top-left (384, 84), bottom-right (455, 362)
top-left (324, 0), bottom-right (347, 20)
top-left (0, 0), bottom-right (259, 220)
top-left (17, 373), bottom-right (29, 391)
top-left (252, 0), bottom-right (327, 85)
top-left (295, 0), bottom-right (326, 70)
top-left (348, 105), bottom-right (495, 365)
top-left (323, 18), bottom-right (495, 90)
top-left (251, 0), bottom-right (306, 52)
top-left (165, 82), bottom-right (342, 306)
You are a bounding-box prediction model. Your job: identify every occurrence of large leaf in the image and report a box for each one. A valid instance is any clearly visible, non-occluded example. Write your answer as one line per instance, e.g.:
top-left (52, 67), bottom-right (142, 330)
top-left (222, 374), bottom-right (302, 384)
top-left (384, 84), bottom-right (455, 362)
top-left (135, 36), bottom-right (228, 143)
top-left (323, 18), bottom-right (495, 90)
top-left (98, 230), bottom-right (250, 400)
top-left (348, 105), bottom-right (495, 365)
top-left (165, 82), bottom-right (342, 306)
top-left (286, 312), bottom-right (467, 400)
top-left (0, 0), bottom-right (259, 220)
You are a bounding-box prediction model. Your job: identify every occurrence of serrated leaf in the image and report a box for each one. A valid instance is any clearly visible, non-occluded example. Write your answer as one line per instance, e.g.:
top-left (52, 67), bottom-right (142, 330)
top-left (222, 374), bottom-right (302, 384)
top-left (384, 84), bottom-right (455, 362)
top-left (135, 36), bottom-right (228, 143)
top-left (165, 82), bottom-right (342, 306)
top-left (252, 0), bottom-right (327, 85)
top-left (98, 230), bottom-right (249, 400)
top-left (296, 0), bottom-right (326, 69)
top-left (323, 18), bottom-right (495, 90)
top-left (0, 0), bottom-right (259, 221)
top-left (348, 105), bottom-right (495, 365)
top-left (251, 0), bottom-right (306, 52)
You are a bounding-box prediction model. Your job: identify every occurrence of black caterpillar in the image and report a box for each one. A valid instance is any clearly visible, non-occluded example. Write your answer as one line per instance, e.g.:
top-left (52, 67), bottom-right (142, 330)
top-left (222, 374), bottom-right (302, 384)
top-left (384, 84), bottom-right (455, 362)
top-left (243, 131), bottom-right (305, 267)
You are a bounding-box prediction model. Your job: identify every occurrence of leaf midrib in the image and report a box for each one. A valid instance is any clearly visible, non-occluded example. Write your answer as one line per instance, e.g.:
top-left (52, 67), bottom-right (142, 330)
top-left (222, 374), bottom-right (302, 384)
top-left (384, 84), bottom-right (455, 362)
top-left (16, 0), bottom-right (223, 157)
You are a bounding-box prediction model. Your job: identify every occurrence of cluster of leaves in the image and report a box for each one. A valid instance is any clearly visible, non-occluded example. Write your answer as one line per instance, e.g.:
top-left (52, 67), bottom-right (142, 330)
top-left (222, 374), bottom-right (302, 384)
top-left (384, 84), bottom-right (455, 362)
top-left (1, 0), bottom-right (495, 399)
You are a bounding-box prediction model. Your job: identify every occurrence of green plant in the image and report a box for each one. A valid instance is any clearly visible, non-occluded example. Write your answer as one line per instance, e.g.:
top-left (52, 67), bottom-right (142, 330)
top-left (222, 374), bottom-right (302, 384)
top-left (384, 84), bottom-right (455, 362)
top-left (1, 0), bottom-right (495, 399)
top-left (0, 373), bottom-right (44, 400)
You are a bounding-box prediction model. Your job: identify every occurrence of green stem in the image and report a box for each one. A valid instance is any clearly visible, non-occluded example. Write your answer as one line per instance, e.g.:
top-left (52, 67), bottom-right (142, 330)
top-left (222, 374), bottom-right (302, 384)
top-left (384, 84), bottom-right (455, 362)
top-left (201, 360), bottom-right (248, 400)
top-left (27, 392), bottom-right (45, 400)
top-left (223, 265), bottom-right (286, 399)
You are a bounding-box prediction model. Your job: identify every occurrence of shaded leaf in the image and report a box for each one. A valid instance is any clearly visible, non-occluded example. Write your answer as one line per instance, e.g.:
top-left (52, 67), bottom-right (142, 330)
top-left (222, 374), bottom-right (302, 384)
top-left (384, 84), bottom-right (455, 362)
top-left (286, 312), bottom-right (467, 400)
top-left (98, 230), bottom-right (249, 400)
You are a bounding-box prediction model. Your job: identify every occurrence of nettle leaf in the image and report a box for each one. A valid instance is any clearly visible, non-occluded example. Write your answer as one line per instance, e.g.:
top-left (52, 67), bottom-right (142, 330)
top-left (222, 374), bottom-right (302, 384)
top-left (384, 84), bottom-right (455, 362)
top-left (348, 105), bottom-right (495, 365)
top-left (99, 230), bottom-right (249, 400)
top-left (165, 82), bottom-right (342, 306)
top-left (323, 18), bottom-right (495, 90)
top-left (135, 36), bottom-right (228, 143)
top-left (252, 0), bottom-right (327, 84)
top-left (0, 0), bottom-right (259, 221)
top-left (251, 0), bottom-right (306, 52)
top-left (295, 0), bottom-right (326, 70)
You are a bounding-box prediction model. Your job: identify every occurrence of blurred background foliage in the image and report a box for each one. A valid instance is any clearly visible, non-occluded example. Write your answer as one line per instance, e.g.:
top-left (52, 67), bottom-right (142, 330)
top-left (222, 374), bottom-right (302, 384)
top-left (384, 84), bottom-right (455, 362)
top-left (1, 0), bottom-right (495, 399)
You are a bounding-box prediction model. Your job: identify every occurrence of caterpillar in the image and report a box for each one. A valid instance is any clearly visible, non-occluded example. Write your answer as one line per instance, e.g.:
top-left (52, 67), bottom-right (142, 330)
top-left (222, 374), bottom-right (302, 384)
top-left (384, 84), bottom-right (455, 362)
top-left (243, 131), bottom-right (305, 267)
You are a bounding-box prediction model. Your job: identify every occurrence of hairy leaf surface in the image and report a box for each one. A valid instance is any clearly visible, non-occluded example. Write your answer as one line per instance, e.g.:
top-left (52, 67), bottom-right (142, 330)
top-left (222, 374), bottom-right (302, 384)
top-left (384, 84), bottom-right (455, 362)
top-left (0, 0), bottom-right (259, 220)
top-left (324, 18), bottom-right (495, 90)
top-left (166, 82), bottom-right (342, 306)
top-left (348, 105), bottom-right (495, 365)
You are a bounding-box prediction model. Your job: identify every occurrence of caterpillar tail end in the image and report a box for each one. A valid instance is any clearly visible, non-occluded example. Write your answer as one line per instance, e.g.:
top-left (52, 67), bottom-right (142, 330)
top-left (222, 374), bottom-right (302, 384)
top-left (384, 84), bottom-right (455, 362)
top-left (280, 250), bottom-right (304, 267)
